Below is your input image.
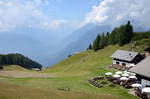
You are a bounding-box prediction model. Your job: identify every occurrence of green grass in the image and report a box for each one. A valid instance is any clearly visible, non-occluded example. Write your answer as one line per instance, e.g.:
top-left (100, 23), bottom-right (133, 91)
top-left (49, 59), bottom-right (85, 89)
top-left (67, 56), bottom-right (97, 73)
top-left (2, 65), bottom-right (31, 72)
top-left (1, 41), bottom-right (148, 99)
top-left (0, 81), bottom-right (116, 99)
top-left (44, 44), bottom-right (130, 76)
top-left (133, 39), bottom-right (150, 52)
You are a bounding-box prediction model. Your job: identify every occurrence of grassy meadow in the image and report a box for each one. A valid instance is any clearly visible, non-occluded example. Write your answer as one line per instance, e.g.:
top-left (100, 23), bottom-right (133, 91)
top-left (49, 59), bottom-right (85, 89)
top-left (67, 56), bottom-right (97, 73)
top-left (2, 65), bottom-right (31, 71)
top-left (1, 39), bottom-right (149, 99)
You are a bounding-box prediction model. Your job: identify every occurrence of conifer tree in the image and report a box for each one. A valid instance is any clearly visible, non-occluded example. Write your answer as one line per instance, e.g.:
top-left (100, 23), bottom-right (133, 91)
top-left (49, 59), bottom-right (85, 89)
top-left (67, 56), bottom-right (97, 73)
top-left (99, 33), bottom-right (105, 49)
top-left (88, 44), bottom-right (92, 50)
top-left (90, 21), bottom-right (135, 51)
top-left (126, 21), bottom-right (133, 41)
top-left (92, 34), bottom-right (101, 51)
top-left (119, 21), bottom-right (133, 46)
top-left (105, 32), bottom-right (110, 45)
top-left (92, 39), bottom-right (98, 51)
top-left (109, 28), bottom-right (120, 44)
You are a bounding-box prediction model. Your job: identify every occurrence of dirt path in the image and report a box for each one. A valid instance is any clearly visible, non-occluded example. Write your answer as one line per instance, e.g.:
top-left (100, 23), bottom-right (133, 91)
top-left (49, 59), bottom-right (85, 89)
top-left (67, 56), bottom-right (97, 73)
top-left (0, 71), bottom-right (54, 78)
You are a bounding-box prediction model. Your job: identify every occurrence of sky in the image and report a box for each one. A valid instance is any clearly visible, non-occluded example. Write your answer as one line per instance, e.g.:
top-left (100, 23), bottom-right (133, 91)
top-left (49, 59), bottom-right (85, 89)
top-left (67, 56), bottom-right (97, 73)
top-left (0, 0), bottom-right (150, 33)
top-left (0, 0), bottom-right (102, 33)
top-left (84, 0), bottom-right (150, 30)
top-left (0, 0), bottom-right (150, 66)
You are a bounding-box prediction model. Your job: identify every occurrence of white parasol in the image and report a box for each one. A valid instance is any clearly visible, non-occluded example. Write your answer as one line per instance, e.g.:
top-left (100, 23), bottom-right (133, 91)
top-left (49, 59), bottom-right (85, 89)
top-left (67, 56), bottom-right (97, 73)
top-left (105, 72), bottom-right (113, 76)
top-left (122, 73), bottom-right (130, 77)
top-left (120, 77), bottom-right (129, 81)
top-left (123, 71), bottom-right (130, 74)
top-left (130, 64), bottom-right (135, 67)
top-left (115, 71), bottom-right (122, 75)
top-left (129, 76), bottom-right (137, 79)
top-left (124, 70), bottom-right (128, 73)
top-left (113, 74), bottom-right (121, 78)
top-left (130, 73), bottom-right (136, 76)
top-left (131, 83), bottom-right (142, 88)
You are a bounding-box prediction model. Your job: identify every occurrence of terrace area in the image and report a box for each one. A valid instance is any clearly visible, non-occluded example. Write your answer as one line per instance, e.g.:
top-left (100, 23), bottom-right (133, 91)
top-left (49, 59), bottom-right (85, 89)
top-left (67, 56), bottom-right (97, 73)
top-left (88, 71), bottom-right (150, 99)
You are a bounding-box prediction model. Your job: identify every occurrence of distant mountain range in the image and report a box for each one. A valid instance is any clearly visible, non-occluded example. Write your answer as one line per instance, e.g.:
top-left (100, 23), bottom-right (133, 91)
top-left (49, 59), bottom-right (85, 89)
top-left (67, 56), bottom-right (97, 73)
top-left (0, 27), bottom-right (62, 66)
top-left (0, 24), bottom-right (111, 66)
top-left (48, 24), bottom-right (111, 66)
top-left (0, 22), bottom-right (148, 66)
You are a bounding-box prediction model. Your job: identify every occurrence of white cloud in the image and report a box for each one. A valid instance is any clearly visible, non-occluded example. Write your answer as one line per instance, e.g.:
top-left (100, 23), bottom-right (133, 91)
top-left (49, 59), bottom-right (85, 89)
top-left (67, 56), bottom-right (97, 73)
top-left (30, 0), bottom-right (49, 6)
top-left (0, 0), bottom-right (77, 32)
top-left (83, 0), bottom-right (150, 30)
top-left (43, 19), bottom-right (68, 30)
top-left (42, 19), bottom-right (82, 31)
top-left (0, 0), bottom-right (50, 32)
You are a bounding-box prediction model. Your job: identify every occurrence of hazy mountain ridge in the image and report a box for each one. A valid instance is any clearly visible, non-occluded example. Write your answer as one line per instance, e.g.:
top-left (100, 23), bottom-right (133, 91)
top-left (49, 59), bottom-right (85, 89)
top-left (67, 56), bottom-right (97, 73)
top-left (48, 24), bottom-right (111, 66)
top-left (0, 23), bottom-right (147, 66)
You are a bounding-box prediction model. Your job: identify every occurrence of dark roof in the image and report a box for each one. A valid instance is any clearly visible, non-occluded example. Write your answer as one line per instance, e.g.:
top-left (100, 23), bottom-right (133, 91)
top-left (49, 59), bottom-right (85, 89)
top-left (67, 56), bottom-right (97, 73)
top-left (145, 47), bottom-right (150, 53)
top-left (111, 50), bottom-right (139, 61)
top-left (129, 56), bottom-right (150, 78)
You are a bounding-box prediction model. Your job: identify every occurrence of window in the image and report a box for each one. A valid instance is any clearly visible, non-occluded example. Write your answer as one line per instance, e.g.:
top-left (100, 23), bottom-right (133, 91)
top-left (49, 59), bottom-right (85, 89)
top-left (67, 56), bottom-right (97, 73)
top-left (146, 85), bottom-right (150, 87)
top-left (122, 63), bottom-right (126, 66)
top-left (116, 61), bottom-right (119, 64)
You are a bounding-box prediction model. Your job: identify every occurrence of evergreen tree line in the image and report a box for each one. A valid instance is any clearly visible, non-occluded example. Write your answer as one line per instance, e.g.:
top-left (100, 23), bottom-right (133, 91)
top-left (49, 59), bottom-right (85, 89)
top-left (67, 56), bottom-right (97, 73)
top-left (133, 31), bottom-right (150, 41)
top-left (88, 21), bottom-right (150, 51)
top-left (0, 53), bottom-right (42, 70)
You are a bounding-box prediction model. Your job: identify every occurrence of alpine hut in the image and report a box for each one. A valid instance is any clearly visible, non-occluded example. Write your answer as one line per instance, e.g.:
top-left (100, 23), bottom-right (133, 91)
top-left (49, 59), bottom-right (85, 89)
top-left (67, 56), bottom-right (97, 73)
top-left (111, 50), bottom-right (143, 67)
top-left (129, 56), bottom-right (150, 87)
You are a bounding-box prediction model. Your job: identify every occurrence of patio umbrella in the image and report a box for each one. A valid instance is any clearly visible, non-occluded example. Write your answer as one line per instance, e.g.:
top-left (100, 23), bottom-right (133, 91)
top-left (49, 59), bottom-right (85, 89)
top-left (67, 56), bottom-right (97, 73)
top-left (105, 72), bottom-right (113, 76)
top-left (130, 73), bottom-right (136, 76)
top-left (122, 73), bottom-right (129, 77)
top-left (120, 77), bottom-right (129, 81)
top-left (115, 71), bottom-right (122, 75)
top-left (126, 72), bottom-right (131, 74)
top-left (130, 64), bottom-right (135, 67)
top-left (129, 76), bottom-right (137, 79)
top-left (131, 83), bottom-right (142, 88)
top-left (142, 87), bottom-right (150, 93)
top-left (113, 74), bottom-right (121, 78)
top-left (123, 71), bottom-right (130, 74)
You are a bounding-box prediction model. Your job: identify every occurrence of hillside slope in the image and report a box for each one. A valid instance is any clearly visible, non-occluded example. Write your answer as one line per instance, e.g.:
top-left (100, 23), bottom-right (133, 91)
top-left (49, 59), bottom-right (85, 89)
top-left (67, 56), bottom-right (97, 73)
top-left (2, 65), bottom-right (30, 71)
top-left (46, 39), bottom-right (150, 76)
top-left (1, 39), bottom-right (149, 99)
top-left (42, 40), bottom-right (149, 99)
top-left (0, 44), bottom-right (139, 99)
top-left (45, 44), bottom-right (130, 76)
top-left (41, 44), bottom-right (140, 99)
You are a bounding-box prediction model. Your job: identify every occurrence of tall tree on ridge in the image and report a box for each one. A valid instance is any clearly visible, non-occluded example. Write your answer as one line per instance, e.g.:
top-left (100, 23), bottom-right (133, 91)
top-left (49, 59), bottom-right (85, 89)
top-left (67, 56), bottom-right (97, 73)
top-left (92, 34), bottom-right (101, 51)
top-left (119, 21), bottom-right (133, 46)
